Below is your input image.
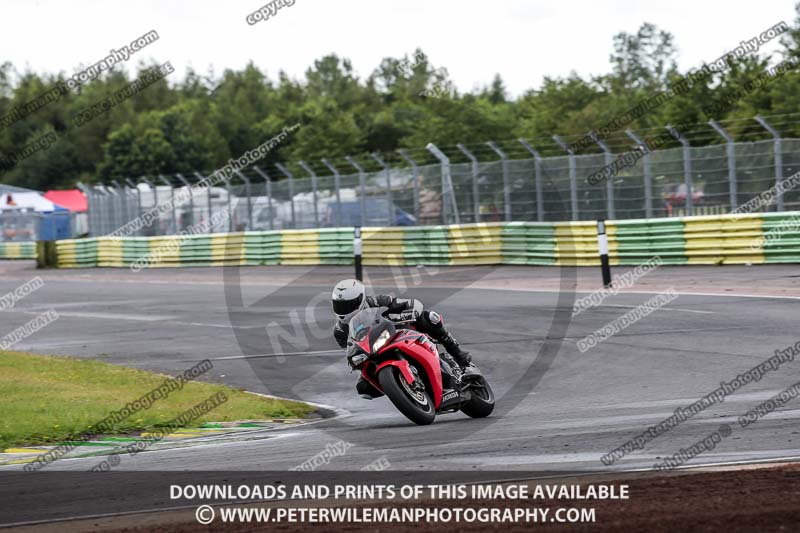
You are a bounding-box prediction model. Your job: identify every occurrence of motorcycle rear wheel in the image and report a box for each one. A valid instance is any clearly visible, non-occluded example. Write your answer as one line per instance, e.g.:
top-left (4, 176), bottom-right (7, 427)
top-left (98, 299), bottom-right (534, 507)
top-left (461, 377), bottom-right (495, 418)
top-left (379, 366), bottom-right (435, 425)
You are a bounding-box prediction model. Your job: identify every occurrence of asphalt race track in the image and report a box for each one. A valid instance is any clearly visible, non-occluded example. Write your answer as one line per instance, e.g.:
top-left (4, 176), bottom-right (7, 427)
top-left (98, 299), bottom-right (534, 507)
top-left (1, 260), bottom-right (800, 478)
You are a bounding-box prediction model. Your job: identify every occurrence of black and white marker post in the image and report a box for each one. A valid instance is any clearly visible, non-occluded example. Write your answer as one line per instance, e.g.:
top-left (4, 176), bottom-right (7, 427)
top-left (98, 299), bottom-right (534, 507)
top-left (597, 220), bottom-right (612, 288)
top-left (353, 226), bottom-right (363, 281)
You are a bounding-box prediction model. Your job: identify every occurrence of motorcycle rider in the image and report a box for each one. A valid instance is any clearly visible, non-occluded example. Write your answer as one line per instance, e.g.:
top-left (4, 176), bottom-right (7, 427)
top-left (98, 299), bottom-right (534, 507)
top-left (331, 278), bottom-right (473, 399)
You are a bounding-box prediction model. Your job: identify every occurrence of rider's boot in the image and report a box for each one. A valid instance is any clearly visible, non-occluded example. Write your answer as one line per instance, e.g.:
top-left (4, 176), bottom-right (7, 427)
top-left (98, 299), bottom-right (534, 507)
top-left (439, 331), bottom-right (472, 369)
top-left (356, 376), bottom-right (383, 400)
top-left (422, 310), bottom-right (473, 370)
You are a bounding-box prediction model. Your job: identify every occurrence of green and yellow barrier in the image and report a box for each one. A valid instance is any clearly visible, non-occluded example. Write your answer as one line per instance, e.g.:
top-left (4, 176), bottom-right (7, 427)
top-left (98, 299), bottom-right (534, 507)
top-left (0, 241), bottom-right (36, 260)
top-left (613, 219), bottom-right (687, 265)
top-left (501, 222), bottom-right (556, 265)
top-left (681, 214), bottom-right (765, 265)
top-left (761, 212), bottom-right (800, 263)
top-left (48, 211), bottom-right (800, 269)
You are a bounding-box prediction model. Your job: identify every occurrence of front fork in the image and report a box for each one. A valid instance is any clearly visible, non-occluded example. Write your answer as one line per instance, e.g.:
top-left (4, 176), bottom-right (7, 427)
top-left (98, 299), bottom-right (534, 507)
top-left (363, 358), bottom-right (427, 402)
top-left (375, 358), bottom-right (416, 384)
top-left (360, 358), bottom-right (416, 393)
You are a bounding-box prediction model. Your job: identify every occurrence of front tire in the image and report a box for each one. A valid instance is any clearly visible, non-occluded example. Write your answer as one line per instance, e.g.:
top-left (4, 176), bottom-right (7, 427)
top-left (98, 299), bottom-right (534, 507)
top-left (378, 366), bottom-right (435, 425)
top-left (461, 377), bottom-right (495, 418)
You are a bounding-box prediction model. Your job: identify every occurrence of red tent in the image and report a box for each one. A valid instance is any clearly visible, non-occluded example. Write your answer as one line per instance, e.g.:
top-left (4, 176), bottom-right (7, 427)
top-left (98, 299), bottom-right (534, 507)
top-left (43, 189), bottom-right (88, 212)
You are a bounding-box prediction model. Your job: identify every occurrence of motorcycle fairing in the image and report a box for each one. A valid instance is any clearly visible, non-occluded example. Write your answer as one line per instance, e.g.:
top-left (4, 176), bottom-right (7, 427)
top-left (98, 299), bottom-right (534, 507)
top-left (377, 329), bottom-right (444, 408)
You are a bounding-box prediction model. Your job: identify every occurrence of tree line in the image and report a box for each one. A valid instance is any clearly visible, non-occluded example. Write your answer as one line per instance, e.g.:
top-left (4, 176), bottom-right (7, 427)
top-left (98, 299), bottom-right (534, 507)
top-left (2, 5), bottom-right (800, 191)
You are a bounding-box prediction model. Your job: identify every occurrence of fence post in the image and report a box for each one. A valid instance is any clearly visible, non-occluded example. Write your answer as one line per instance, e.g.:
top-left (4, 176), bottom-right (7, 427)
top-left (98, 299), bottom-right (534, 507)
top-left (457, 143), bottom-right (481, 223)
top-left (76, 182), bottom-right (93, 236)
top-left (708, 120), bottom-right (738, 212)
top-left (666, 125), bottom-right (693, 216)
top-left (141, 177), bottom-right (158, 235)
top-left (107, 185), bottom-right (119, 234)
top-left (486, 141), bottom-right (511, 222)
top-left (91, 185), bottom-right (101, 236)
top-left (353, 226), bottom-right (363, 280)
top-left (597, 220), bottom-right (612, 288)
top-left (321, 159), bottom-right (342, 227)
top-left (233, 170), bottom-right (253, 231)
top-left (426, 143), bottom-right (460, 224)
top-left (345, 156), bottom-right (368, 227)
top-left (105, 185), bottom-right (116, 235)
top-left (755, 115), bottom-right (784, 211)
top-left (125, 178), bottom-right (142, 235)
top-left (591, 133), bottom-right (616, 220)
top-left (89, 183), bottom-right (101, 236)
top-left (175, 173), bottom-right (194, 230)
top-left (158, 175), bottom-right (176, 235)
top-left (298, 161), bottom-right (319, 228)
top-left (370, 153), bottom-right (393, 225)
top-left (193, 171), bottom-right (213, 230)
top-left (397, 149), bottom-right (420, 223)
top-left (430, 143), bottom-right (448, 224)
top-left (221, 176), bottom-right (233, 231)
top-left (111, 180), bottom-right (127, 231)
top-left (95, 186), bottom-right (110, 235)
top-left (624, 129), bottom-right (653, 219)
top-left (88, 185), bottom-right (101, 235)
top-left (275, 163), bottom-right (296, 229)
top-left (252, 166), bottom-right (274, 230)
top-left (106, 185), bottom-right (122, 233)
top-left (553, 135), bottom-right (579, 220)
top-left (106, 185), bottom-right (118, 234)
top-left (518, 139), bottom-right (545, 222)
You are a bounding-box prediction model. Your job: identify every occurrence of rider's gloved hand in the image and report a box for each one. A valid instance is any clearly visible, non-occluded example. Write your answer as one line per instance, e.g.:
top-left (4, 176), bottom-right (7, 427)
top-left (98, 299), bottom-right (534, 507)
top-left (411, 299), bottom-right (423, 319)
top-left (385, 298), bottom-right (423, 322)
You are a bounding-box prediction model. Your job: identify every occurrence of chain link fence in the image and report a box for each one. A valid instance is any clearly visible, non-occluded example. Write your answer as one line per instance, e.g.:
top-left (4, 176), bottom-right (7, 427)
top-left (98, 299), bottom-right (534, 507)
top-left (0, 210), bottom-right (83, 242)
top-left (78, 135), bottom-right (800, 237)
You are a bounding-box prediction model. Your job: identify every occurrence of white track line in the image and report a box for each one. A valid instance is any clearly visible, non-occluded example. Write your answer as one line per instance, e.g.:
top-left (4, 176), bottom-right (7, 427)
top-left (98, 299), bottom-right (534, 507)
top-left (466, 285), bottom-right (800, 301)
top-left (599, 304), bottom-right (715, 314)
top-left (204, 349), bottom-right (341, 361)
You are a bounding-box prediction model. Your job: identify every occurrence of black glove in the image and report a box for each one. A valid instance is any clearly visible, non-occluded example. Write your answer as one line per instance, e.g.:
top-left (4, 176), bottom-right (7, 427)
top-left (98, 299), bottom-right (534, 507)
top-left (333, 320), bottom-right (349, 348)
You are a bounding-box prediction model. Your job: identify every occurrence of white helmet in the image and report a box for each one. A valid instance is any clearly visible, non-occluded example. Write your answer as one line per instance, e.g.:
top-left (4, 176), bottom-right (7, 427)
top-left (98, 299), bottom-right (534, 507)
top-left (331, 279), bottom-right (367, 321)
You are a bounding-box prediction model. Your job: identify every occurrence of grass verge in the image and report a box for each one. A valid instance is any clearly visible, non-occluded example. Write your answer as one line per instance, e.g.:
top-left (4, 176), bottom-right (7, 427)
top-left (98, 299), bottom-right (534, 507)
top-left (0, 350), bottom-right (314, 450)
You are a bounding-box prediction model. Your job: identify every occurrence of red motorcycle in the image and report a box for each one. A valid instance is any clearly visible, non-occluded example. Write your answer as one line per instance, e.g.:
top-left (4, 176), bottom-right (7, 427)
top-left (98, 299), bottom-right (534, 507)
top-left (346, 306), bottom-right (495, 425)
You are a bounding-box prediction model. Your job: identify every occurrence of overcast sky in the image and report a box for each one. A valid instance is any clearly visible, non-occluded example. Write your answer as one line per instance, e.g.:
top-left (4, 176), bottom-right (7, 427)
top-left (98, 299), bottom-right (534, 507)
top-left (2, 0), bottom-right (796, 97)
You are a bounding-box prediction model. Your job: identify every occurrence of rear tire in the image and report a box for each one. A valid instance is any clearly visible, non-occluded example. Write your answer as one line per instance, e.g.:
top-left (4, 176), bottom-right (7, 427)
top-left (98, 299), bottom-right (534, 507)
top-left (461, 377), bottom-right (495, 418)
top-left (379, 366), bottom-right (435, 425)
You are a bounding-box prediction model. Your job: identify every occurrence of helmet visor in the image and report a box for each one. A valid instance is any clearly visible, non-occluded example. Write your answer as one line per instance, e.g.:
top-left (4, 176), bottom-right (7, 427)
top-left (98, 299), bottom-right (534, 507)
top-left (332, 292), bottom-right (364, 318)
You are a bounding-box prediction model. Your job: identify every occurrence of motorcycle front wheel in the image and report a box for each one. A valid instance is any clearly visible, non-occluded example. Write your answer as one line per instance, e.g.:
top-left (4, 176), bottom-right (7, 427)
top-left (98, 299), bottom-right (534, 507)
top-left (379, 366), bottom-right (435, 425)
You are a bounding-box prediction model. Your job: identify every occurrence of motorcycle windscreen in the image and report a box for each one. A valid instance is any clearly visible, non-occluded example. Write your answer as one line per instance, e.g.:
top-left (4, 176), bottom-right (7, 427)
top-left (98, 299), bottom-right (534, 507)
top-left (348, 308), bottom-right (375, 342)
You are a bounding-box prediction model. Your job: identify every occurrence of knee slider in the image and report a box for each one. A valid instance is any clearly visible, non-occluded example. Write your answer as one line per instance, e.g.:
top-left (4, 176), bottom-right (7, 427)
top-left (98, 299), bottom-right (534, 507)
top-left (420, 310), bottom-right (444, 335)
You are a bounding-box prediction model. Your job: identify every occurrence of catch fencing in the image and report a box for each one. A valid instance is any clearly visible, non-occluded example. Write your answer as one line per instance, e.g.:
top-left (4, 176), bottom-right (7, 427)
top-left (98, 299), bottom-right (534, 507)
top-left (0, 210), bottom-right (84, 259)
top-left (79, 123), bottom-right (800, 237)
